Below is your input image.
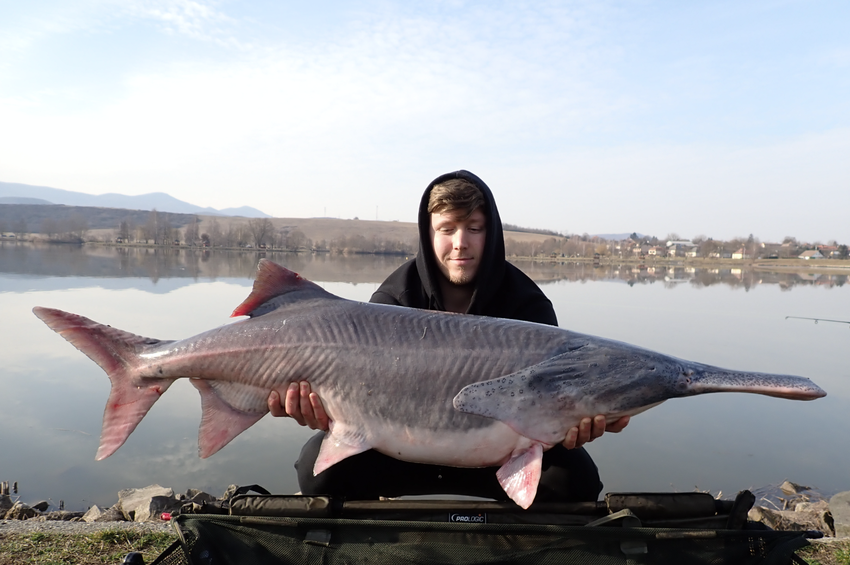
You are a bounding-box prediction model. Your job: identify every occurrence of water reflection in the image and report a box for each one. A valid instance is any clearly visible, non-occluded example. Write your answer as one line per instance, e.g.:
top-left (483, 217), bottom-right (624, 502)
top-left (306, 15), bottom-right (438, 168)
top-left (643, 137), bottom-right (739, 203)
top-left (1, 243), bottom-right (848, 511)
top-left (0, 242), bottom-right (409, 284)
top-left (2, 242), bottom-right (847, 290)
top-left (525, 261), bottom-right (849, 290)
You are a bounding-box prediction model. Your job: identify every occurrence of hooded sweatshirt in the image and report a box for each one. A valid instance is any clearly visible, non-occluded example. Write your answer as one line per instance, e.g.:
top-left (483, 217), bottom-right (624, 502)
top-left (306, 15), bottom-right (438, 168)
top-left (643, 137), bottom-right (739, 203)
top-left (370, 170), bottom-right (557, 326)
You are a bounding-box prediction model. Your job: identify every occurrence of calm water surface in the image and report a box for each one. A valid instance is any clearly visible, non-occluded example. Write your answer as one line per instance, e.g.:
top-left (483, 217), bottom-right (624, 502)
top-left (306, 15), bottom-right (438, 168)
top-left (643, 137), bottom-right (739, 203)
top-left (1, 243), bottom-right (847, 510)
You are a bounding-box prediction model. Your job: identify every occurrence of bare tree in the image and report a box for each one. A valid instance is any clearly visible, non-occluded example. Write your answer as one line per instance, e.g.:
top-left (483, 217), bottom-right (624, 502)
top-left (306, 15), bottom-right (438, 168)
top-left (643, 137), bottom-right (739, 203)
top-left (287, 229), bottom-right (309, 251)
top-left (157, 215), bottom-right (174, 244)
top-left (12, 218), bottom-right (27, 240)
top-left (41, 218), bottom-right (60, 240)
top-left (67, 213), bottom-right (89, 241)
top-left (118, 218), bottom-right (134, 242)
top-left (206, 218), bottom-right (223, 247)
top-left (248, 218), bottom-right (274, 248)
top-left (184, 217), bottom-right (200, 246)
top-left (142, 210), bottom-right (159, 243)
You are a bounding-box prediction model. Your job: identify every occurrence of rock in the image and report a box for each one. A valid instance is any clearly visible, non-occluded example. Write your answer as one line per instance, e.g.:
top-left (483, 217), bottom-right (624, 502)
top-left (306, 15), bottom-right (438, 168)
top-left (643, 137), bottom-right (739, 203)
top-left (186, 488), bottom-right (215, 504)
top-left (32, 511), bottom-right (85, 522)
top-left (220, 484), bottom-right (240, 501)
top-left (187, 489), bottom-right (215, 505)
top-left (829, 491), bottom-right (850, 538)
top-left (118, 485), bottom-right (175, 522)
top-left (82, 505), bottom-right (104, 523)
top-left (779, 480), bottom-right (812, 496)
top-left (749, 503), bottom-right (834, 536)
top-left (94, 504), bottom-right (127, 522)
top-left (31, 500), bottom-right (50, 512)
top-left (0, 494), bottom-right (13, 515)
top-left (132, 495), bottom-right (182, 523)
top-left (4, 502), bottom-right (39, 520)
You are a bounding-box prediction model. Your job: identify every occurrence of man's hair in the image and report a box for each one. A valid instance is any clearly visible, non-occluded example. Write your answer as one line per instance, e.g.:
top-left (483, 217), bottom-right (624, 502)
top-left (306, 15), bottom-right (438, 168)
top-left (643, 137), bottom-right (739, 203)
top-left (427, 179), bottom-right (486, 219)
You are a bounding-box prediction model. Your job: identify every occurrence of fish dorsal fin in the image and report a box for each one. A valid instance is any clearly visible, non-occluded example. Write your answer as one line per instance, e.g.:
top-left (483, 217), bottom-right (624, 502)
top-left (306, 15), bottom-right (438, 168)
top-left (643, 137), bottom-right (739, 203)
top-left (231, 259), bottom-right (336, 318)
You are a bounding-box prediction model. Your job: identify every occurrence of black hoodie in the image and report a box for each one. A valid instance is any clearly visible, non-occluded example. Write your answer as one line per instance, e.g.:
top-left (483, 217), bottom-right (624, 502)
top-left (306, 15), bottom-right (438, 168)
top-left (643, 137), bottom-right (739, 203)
top-left (370, 170), bottom-right (557, 326)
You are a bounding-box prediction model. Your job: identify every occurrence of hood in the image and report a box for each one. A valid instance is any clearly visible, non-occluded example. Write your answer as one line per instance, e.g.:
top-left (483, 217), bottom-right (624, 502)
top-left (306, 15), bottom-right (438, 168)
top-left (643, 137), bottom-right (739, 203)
top-left (415, 170), bottom-right (507, 314)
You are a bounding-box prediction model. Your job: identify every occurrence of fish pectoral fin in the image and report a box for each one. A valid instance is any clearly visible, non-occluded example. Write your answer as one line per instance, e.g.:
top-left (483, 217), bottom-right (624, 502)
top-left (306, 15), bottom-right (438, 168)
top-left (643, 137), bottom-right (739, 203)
top-left (496, 443), bottom-right (544, 510)
top-left (453, 355), bottom-right (584, 445)
top-left (313, 425), bottom-right (372, 476)
top-left (192, 379), bottom-right (266, 458)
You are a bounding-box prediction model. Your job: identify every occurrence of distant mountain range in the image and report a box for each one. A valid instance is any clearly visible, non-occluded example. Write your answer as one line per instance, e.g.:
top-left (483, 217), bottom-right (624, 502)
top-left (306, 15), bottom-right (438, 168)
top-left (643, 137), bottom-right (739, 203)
top-left (0, 181), bottom-right (270, 218)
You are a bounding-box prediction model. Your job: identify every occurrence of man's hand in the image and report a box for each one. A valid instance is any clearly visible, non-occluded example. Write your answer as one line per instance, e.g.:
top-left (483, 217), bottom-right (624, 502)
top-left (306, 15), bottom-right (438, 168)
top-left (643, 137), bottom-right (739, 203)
top-left (267, 382), bottom-right (330, 432)
top-left (562, 415), bottom-right (630, 450)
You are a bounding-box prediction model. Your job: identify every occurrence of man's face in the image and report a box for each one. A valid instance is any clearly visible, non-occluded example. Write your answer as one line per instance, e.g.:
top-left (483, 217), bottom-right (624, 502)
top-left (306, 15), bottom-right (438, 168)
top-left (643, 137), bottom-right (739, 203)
top-left (430, 207), bottom-right (487, 285)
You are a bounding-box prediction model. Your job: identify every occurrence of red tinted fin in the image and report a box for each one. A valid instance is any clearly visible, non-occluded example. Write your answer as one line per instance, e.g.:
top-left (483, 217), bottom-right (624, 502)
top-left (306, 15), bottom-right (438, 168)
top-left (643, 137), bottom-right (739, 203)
top-left (231, 259), bottom-right (327, 318)
top-left (496, 443), bottom-right (544, 509)
top-left (314, 423), bottom-right (372, 475)
top-left (191, 379), bottom-right (266, 458)
top-left (32, 306), bottom-right (173, 460)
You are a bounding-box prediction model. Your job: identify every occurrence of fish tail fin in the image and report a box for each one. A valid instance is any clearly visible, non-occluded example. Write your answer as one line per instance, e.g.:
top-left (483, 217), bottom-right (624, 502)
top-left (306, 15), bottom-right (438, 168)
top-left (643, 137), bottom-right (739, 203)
top-left (32, 307), bottom-right (174, 460)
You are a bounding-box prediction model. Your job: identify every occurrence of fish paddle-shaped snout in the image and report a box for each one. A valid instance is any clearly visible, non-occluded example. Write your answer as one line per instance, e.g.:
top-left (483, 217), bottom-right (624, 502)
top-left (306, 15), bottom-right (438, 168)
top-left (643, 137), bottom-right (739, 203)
top-left (673, 362), bottom-right (827, 401)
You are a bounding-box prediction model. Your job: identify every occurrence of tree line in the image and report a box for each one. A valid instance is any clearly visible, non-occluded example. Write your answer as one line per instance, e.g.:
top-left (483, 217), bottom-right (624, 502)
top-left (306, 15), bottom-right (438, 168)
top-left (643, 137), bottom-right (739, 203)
top-left (4, 207), bottom-right (847, 260)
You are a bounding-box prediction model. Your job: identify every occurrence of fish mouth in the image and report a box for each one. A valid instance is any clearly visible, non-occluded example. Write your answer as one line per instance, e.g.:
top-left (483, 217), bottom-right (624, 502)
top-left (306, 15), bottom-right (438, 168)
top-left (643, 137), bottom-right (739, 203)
top-left (687, 370), bottom-right (827, 400)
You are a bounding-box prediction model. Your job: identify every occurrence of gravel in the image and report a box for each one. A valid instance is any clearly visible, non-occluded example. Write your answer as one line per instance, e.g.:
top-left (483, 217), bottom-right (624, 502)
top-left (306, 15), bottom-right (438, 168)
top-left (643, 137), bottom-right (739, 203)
top-left (0, 519), bottom-right (173, 536)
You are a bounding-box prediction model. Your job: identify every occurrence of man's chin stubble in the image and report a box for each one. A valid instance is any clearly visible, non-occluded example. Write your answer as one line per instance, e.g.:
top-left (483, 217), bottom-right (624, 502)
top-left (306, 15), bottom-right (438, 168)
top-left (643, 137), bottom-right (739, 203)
top-left (449, 270), bottom-right (476, 286)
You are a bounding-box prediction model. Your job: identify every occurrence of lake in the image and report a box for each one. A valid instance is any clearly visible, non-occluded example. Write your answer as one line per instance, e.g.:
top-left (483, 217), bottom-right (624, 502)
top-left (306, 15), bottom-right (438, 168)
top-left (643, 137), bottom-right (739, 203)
top-left (1, 243), bottom-right (847, 511)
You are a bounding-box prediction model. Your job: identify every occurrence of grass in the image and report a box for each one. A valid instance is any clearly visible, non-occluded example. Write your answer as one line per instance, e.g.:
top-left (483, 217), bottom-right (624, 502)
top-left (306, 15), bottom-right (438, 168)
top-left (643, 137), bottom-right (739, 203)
top-left (0, 529), bottom-right (177, 565)
top-left (797, 540), bottom-right (850, 565)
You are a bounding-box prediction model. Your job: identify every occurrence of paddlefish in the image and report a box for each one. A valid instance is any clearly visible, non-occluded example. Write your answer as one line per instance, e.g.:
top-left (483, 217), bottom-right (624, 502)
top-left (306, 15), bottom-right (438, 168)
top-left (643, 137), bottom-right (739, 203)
top-left (32, 259), bottom-right (826, 509)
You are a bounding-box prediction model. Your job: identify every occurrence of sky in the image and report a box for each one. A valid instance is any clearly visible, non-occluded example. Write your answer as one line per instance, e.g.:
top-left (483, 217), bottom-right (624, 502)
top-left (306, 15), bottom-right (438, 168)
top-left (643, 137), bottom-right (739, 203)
top-left (1, 0), bottom-right (848, 243)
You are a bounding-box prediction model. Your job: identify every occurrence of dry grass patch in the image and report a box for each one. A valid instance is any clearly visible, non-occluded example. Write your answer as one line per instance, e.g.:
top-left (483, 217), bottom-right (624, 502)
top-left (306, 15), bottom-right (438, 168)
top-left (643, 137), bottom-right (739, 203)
top-left (0, 529), bottom-right (176, 565)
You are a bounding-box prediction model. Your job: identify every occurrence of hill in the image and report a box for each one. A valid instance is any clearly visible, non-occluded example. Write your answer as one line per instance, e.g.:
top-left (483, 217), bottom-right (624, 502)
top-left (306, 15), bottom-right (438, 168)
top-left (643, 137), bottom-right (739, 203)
top-left (0, 202), bottom-right (567, 255)
top-left (0, 181), bottom-right (269, 218)
top-left (0, 204), bottom-right (196, 233)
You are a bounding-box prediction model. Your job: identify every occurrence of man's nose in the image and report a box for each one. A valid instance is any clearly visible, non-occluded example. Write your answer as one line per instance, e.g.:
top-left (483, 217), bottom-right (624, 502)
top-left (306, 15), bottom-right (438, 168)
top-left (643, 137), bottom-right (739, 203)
top-left (453, 229), bottom-right (468, 249)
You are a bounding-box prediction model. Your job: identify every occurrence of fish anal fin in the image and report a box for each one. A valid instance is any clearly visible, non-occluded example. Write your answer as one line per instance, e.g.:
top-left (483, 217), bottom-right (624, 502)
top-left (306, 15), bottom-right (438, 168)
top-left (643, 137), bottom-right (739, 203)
top-left (192, 379), bottom-right (266, 458)
top-left (231, 259), bottom-right (332, 318)
top-left (97, 380), bottom-right (173, 460)
top-left (496, 443), bottom-right (544, 510)
top-left (313, 425), bottom-right (371, 475)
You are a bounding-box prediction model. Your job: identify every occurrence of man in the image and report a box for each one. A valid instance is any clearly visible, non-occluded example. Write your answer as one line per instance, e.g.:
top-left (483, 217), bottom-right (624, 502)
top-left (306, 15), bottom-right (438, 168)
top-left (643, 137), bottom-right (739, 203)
top-left (268, 170), bottom-right (628, 502)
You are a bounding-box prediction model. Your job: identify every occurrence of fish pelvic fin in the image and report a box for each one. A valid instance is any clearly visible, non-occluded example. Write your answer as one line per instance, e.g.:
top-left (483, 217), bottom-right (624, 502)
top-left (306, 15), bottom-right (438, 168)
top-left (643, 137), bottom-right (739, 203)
top-left (191, 379), bottom-right (267, 458)
top-left (32, 307), bottom-right (174, 460)
top-left (231, 259), bottom-right (337, 318)
top-left (313, 423), bottom-right (372, 475)
top-left (496, 443), bottom-right (544, 510)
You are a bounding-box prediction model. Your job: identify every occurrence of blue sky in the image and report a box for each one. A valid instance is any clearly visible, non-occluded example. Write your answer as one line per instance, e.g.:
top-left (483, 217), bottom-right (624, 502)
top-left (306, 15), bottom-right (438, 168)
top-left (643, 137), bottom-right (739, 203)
top-left (1, 1), bottom-right (848, 242)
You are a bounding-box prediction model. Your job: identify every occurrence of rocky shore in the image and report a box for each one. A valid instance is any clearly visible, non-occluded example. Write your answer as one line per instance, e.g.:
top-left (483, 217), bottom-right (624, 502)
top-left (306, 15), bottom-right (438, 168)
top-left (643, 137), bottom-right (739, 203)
top-left (2, 480), bottom-right (849, 539)
top-left (0, 483), bottom-right (233, 535)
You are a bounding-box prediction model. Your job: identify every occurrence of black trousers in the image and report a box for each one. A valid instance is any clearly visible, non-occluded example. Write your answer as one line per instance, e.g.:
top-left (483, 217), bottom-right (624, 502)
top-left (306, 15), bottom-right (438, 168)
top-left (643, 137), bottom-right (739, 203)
top-left (295, 432), bottom-right (603, 503)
